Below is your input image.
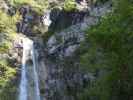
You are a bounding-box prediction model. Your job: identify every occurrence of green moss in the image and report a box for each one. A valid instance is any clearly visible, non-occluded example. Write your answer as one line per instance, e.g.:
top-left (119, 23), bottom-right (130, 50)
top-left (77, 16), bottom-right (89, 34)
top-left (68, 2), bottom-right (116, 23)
top-left (9, 0), bottom-right (48, 14)
top-left (0, 10), bottom-right (21, 33)
top-left (0, 41), bottom-right (12, 53)
top-left (64, 0), bottom-right (77, 12)
top-left (0, 59), bottom-right (16, 87)
top-left (0, 8), bottom-right (20, 53)
top-left (0, 59), bottom-right (17, 100)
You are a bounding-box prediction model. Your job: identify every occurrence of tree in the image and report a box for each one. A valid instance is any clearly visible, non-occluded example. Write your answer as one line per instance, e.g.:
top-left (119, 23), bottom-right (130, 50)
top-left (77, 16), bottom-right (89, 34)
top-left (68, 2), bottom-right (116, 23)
top-left (79, 0), bottom-right (133, 100)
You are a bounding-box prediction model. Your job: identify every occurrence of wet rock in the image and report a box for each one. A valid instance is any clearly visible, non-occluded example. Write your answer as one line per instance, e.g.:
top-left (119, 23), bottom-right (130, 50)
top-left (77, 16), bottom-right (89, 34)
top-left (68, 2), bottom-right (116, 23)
top-left (64, 45), bottom-right (79, 57)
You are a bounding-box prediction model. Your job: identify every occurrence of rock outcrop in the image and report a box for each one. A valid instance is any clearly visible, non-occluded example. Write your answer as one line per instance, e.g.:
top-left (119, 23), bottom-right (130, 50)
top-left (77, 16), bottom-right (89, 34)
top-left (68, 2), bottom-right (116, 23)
top-left (41, 1), bottom-right (112, 100)
top-left (47, 1), bottom-right (112, 58)
top-left (17, 6), bottom-right (40, 35)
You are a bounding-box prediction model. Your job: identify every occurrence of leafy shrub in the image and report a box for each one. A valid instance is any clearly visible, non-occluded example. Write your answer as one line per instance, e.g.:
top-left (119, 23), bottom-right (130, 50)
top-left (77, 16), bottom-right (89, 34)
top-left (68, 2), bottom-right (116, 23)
top-left (79, 0), bottom-right (133, 100)
top-left (0, 41), bottom-right (12, 53)
top-left (0, 5), bottom-right (19, 100)
top-left (0, 9), bottom-right (21, 33)
top-left (9, 0), bottom-right (48, 13)
top-left (0, 59), bottom-right (16, 88)
top-left (64, 0), bottom-right (77, 11)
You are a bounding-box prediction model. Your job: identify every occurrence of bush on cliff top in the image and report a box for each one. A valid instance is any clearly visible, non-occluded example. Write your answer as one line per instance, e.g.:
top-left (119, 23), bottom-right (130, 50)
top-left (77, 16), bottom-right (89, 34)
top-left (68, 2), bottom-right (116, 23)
top-left (9, 0), bottom-right (48, 13)
top-left (64, 0), bottom-right (77, 11)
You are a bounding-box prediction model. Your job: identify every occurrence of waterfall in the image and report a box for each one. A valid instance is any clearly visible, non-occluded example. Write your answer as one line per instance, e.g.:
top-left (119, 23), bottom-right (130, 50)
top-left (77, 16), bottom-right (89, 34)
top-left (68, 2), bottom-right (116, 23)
top-left (19, 38), bottom-right (41, 100)
top-left (31, 44), bottom-right (41, 100)
top-left (18, 43), bottom-right (28, 100)
top-left (18, 38), bottom-right (29, 100)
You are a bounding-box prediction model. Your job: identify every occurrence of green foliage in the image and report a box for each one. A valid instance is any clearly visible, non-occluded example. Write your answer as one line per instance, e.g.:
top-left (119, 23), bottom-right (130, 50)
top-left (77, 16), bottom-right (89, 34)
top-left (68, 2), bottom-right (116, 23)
top-left (0, 59), bottom-right (16, 88)
top-left (0, 59), bottom-right (17, 100)
top-left (10, 0), bottom-right (39, 7)
top-left (0, 41), bottom-right (12, 53)
top-left (0, 9), bottom-right (20, 53)
top-left (0, 6), bottom-right (18, 100)
top-left (0, 58), bottom-right (17, 100)
top-left (0, 82), bottom-right (18, 100)
top-left (9, 0), bottom-right (48, 13)
top-left (0, 9), bottom-right (21, 33)
top-left (64, 0), bottom-right (77, 11)
top-left (79, 0), bottom-right (133, 100)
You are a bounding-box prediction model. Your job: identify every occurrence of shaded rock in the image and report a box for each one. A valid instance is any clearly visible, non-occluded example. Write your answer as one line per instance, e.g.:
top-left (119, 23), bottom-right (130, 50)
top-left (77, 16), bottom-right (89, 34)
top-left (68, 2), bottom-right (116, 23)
top-left (49, 8), bottom-right (87, 32)
top-left (8, 6), bottom-right (16, 16)
top-left (64, 45), bottom-right (79, 57)
top-left (47, 36), bottom-right (57, 48)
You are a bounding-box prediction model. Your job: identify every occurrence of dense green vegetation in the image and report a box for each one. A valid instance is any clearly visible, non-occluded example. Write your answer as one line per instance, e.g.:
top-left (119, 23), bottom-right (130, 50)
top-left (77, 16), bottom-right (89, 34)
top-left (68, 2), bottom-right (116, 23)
top-left (0, 1), bottom-right (21, 99)
top-left (0, 10), bottom-right (20, 33)
top-left (64, 0), bottom-right (77, 11)
top-left (79, 0), bottom-right (133, 100)
top-left (0, 59), bottom-right (17, 100)
top-left (0, 7), bottom-right (20, 53)
top-left (9, 0), bottom-right (48, 8)
top-left (8, 0), bottom-right (48, 14)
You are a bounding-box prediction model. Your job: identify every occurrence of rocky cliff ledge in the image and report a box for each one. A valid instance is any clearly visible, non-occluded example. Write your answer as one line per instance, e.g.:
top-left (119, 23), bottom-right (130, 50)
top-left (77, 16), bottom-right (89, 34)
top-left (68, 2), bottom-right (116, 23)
top-left (35, 2), bottom-right (112, 100)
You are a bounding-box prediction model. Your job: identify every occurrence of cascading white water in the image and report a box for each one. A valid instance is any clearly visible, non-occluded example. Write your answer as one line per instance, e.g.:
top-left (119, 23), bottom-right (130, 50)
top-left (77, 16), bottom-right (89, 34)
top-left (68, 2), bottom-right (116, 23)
top-left (19, 38), bottom-right (41, 100)
top-left (31, 44), bottom-right (41, 100)
top-left (19, 43), bottom-right (28, 100)
top-left (19, 38), bottom-right (30, 100)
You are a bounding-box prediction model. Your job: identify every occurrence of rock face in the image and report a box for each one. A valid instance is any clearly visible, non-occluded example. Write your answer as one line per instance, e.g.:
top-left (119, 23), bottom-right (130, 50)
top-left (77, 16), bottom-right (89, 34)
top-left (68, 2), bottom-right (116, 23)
top-left (49, 8), bottom-right (87, 31)
top-left (16, 1), bottom-right (92, 35)
top-left (46, 1), bottom-right (111, 58)
top-left (17, 6), bottom-right (40, 35)
top-left (41, 1), bottom-right (112, 100)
